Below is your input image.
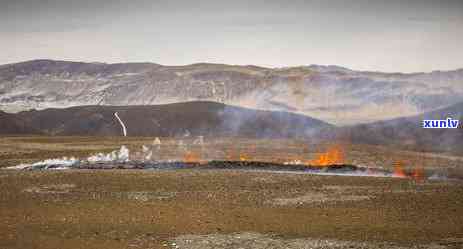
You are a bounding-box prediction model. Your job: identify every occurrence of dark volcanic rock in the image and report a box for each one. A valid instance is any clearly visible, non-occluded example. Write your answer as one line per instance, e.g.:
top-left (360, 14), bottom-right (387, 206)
top-left (67, 160), bottom-right (362, 172)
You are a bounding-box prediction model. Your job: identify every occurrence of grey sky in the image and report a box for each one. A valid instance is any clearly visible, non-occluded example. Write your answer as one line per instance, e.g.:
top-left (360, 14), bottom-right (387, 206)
top-left (1, 0), bottom-right (462, 72)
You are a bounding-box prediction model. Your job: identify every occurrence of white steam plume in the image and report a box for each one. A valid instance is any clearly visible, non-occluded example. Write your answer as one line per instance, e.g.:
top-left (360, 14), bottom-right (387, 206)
top-left (114, 112), bottom-right (127, 137)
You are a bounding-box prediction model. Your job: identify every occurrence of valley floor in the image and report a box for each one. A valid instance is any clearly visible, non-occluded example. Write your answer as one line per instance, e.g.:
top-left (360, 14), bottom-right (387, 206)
top-left (1, 136), bottom-right (463, 249)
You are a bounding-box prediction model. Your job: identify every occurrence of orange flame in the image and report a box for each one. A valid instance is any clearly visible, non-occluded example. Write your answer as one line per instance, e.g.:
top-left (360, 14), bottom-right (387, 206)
top-left (393, 161), bottom-right (406, 178)
top-left (240, 153), bottom-right (248, 162)
top-left (184, 151), bottom-right (200, 163)
top-left (310, 145), bottom-right (344, 166)
top-left (392, 162), bottom-right (426, 181)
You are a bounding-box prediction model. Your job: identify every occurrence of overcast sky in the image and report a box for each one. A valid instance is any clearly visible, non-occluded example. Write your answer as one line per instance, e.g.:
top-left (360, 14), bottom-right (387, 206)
top-left (1, 0), bottom-right (462, 72)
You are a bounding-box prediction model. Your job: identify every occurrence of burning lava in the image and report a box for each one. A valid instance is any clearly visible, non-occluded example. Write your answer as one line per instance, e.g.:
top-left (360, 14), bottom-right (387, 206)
top-left (393, 161), bottom-right (407, 178)
top-left (183, 151), bottom-right (202, 164)
top-left (393, 161), bottom-right (425, 181)
top-left (309, 145), bottom-right (344, 166)
top-left (4, 141), bottom-right (441, 182)
top-left (240, 153), bottom-right (250, 162)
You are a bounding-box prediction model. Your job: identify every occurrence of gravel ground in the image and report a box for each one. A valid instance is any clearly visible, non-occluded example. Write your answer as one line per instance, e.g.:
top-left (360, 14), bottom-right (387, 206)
top-left (171, 232), bottom-right (454, 249)
top-left (1, 137), bottom-right (463, 249)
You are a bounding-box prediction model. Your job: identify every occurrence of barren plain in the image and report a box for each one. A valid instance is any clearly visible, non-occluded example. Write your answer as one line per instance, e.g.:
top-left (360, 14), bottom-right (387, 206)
top-left (1, 136), bottom-right (463, 249)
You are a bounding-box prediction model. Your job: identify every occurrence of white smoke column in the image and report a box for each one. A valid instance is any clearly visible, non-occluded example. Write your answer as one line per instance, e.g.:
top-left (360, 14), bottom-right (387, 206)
top-left (114, 112), bottom-right (127, 137)
top-left (153, 137), bottom-right (161, 149)
top-left (118, 145), bottom-right (130, 162)
top-left (142, 145), bottom-right (149, 153)
top-left (145, 151), bottom-right (152, 161)
top-left (151, 138), bottom-right (161, 161)
top-left (88, 152), bottom-right (115, 162)
top-left (193, 136), bottom-right (204, 145)
top-left (142, 145), bottom-right (152, 161)
top-left (87, 146), bottom-right (130, 163)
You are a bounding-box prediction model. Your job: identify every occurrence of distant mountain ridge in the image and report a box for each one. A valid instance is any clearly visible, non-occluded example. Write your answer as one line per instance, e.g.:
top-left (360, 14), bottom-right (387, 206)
top-left (1, 59), bottom-right (462, 125)
top-left (335, 101), bottom-right (463, 155)
top-left (0, 101), bottom-right (332, 137)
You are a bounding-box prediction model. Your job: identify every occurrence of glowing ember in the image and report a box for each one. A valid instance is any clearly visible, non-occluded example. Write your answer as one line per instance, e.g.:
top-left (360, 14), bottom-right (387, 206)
top-left (310, 145), bottom-right (344, 166)
top-left (183, 151), bottom-right (200, 163)
top-left (393, 161), bottom-right (406, 178)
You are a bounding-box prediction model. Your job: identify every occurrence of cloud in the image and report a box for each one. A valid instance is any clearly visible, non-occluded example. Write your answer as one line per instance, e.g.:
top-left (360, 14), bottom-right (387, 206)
top-left (0, 0), bottom-right (462, 72)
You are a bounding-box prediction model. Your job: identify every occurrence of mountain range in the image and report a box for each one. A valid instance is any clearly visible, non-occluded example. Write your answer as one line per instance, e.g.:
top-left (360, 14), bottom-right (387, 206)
top-left (0, 101), bottom-right (331, 138)
top-left (1, 59), bottom-right (462, 125)
top-left (333, 101), bottom-right (463, 155)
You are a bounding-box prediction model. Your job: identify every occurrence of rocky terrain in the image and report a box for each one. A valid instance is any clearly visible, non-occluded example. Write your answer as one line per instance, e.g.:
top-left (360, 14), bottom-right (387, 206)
top-left (171, 232), bottom-right (459, 249)
top-left (1, 136), bottom-right (462, 249)
top-left (1, 166), bottom-right (462, 249)
top-left (1, 60), bottom-right (462, 125)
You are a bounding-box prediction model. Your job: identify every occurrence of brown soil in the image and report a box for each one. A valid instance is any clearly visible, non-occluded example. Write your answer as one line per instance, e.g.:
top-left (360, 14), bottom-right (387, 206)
top-left (0, 136), bottom-right (463, 249)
